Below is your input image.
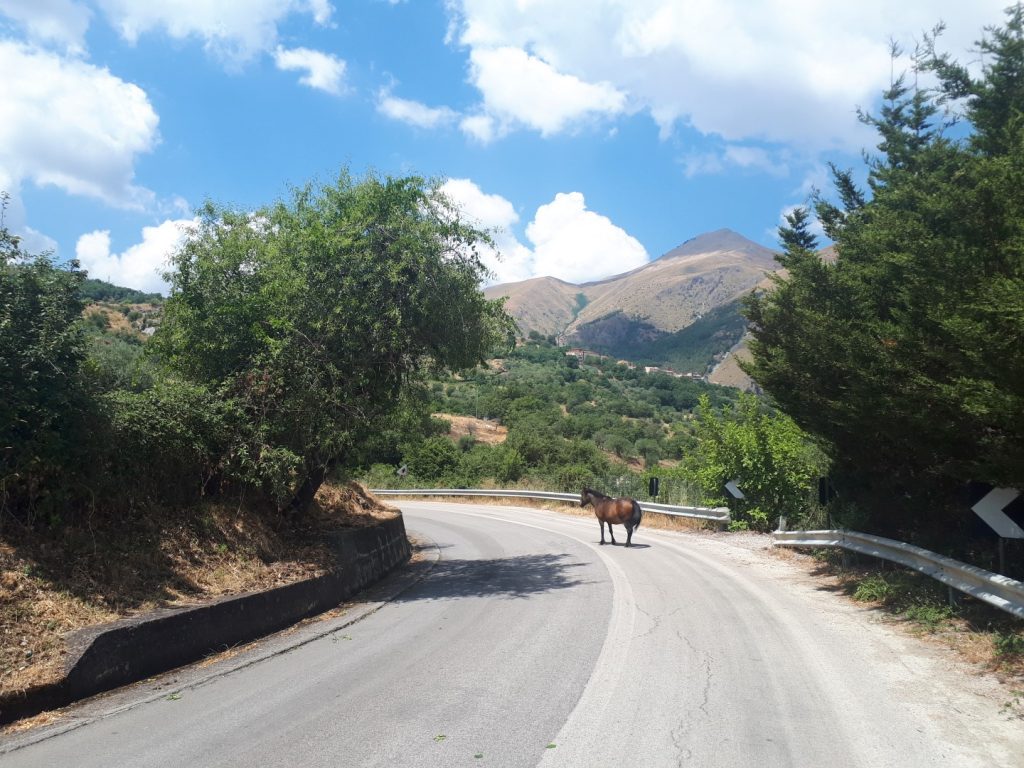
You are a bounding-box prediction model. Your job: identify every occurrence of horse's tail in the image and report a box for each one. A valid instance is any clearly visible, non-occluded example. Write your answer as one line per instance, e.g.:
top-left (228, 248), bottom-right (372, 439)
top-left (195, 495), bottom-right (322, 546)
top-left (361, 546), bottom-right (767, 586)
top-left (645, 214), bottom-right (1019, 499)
top-left (631, 499), bottom-right (643, 529)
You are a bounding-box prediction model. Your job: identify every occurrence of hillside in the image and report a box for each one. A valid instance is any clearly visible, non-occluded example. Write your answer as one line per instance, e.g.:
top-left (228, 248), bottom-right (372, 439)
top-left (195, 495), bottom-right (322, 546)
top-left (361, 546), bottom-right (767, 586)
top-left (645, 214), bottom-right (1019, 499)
top-left (485, 276), bottom-right (585, 337)
top-left (485, 229), bottom-right (779, 374)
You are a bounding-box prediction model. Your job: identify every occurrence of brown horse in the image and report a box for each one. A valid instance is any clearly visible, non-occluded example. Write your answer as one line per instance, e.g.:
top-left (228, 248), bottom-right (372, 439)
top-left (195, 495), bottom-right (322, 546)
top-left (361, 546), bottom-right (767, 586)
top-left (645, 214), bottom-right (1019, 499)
top-left (580, 488), bottom-right (643, 546)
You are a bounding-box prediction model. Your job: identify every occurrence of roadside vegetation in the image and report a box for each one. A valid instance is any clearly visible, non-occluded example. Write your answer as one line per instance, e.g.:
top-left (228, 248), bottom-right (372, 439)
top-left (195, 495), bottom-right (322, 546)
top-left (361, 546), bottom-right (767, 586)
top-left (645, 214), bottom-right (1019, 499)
top-left (787, 549), bottom-right (1024, 712)
top-left (0, 171), bottom-right (511, 695)
top-left (361, 335), bottom-right (827, 532)
top-left (745, 8), bottom-right (1024, 568)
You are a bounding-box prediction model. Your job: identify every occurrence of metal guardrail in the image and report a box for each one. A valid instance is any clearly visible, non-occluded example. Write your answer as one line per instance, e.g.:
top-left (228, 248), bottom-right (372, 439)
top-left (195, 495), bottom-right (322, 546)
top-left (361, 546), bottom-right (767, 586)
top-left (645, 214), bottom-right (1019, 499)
top-left (773, 529), bottom-right (1024, 620)
top-left (370, 488), bottom-right (730, 523)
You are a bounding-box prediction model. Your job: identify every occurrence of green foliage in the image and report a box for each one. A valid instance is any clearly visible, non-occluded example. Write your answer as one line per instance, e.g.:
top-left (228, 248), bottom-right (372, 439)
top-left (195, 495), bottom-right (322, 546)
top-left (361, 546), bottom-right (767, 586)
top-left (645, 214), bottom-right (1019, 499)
top-left (152, 170), bottom-right (514, 511)
top-left (404, 436), bottom-right (460, 481)
top-left (851, 570), bottom-right (955, 631)
top-left (681, 394), bottom-right (825, 531)
top-left (363, 337), bottom-right (735, 502)
top-left (572, 292), bottom-right (589, 319)
top-left (852, 574), bottom-right (896, 603)
top-left (994, 631), bottom-right (1024, 658)
top-left (99, 379), bottom-right (241, 506)
top-left (85, 310), bottom-right (110, 330)
top-left (0, 212), bottom-right (92, 522)
top-left (85, 332), bottom-right (159, 393)
top-left (903, 604), bottom-right (955, 631)
top-left (453, 444), bottom-right (526, 486)
top-left (745, 9), bottom-right (1024, 543)
top-left (79, 277), bottom-right (162, 304)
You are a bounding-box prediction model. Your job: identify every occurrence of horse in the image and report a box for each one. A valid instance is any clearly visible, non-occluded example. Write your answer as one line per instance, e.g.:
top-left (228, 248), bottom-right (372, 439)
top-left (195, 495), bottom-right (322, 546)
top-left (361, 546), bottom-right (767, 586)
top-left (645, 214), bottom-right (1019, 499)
top-left (580, 488), bottom-right (643, 547)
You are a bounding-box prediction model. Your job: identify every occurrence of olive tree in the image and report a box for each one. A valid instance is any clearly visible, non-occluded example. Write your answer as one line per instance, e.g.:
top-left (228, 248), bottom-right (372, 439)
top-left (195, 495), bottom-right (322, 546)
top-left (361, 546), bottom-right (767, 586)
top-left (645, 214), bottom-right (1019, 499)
top-left (153, 171), bottom-right (514, 512)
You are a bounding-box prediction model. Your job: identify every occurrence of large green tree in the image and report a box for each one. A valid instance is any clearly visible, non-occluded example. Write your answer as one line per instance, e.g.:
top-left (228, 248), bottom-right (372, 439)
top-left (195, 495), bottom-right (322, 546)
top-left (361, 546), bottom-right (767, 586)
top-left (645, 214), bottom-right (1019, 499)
top-left (744, 8), bottom-right (1024, 541)
top-left (153, 171), bottom-right (513, 513)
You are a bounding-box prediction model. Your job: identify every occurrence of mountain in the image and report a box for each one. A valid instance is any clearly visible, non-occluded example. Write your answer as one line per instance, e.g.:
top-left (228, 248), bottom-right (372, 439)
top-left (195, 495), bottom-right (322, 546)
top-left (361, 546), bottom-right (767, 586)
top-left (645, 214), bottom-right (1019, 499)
top-left (483, 276), bottom-right (585, 338)
top-left (484, 229), bottom-right (779, 373)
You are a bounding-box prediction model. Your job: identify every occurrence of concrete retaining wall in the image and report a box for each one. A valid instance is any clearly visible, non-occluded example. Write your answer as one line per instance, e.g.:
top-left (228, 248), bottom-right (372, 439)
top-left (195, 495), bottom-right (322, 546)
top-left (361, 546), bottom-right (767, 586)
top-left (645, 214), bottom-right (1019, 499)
top-left (0, 515), bottom-right (411, 724)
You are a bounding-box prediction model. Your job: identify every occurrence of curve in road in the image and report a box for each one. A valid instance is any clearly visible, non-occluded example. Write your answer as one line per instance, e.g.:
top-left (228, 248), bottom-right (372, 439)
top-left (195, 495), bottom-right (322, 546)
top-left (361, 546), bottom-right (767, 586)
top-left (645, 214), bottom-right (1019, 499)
top-left (2, 501), bottom-right (1020, 767)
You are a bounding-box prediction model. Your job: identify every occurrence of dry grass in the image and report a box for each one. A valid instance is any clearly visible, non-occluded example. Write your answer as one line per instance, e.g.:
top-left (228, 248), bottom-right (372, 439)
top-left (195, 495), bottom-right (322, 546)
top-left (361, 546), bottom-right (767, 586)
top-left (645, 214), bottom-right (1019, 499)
top-left (435, 413), bottom-right (508, 445)
top-left (775, 548), bottom-right (1024, 690)
top-left (0, 483), bottom-right (396, 697)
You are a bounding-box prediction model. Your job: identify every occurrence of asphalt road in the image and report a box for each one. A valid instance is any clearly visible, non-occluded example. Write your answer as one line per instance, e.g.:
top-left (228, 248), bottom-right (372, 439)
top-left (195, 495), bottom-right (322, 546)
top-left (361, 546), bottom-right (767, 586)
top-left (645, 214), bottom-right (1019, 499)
top-left (2, 502), bottom-right (1021, 767)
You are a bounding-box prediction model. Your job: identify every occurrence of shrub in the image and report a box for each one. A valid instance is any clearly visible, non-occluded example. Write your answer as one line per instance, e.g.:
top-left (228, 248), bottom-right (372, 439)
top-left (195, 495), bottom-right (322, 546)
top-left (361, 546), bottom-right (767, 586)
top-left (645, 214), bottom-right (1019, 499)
top-left (404, 436), bottom-right (460, 481)
top-left (99, 380), bottom-right (244, 507)
top-left (994, 631), bottom-right (1024, 658)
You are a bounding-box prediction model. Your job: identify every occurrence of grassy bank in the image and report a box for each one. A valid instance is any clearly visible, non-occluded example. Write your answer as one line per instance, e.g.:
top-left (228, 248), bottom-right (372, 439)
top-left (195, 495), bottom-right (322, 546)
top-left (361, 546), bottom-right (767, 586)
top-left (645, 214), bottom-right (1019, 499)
top-left (0, 484), bottom-right (397, 697)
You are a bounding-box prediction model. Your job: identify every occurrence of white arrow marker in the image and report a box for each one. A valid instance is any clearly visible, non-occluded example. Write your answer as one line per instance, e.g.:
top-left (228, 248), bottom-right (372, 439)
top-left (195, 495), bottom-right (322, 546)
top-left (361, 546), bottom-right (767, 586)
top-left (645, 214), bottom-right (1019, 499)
top-left (972, 487), bottom-right (1024, 539)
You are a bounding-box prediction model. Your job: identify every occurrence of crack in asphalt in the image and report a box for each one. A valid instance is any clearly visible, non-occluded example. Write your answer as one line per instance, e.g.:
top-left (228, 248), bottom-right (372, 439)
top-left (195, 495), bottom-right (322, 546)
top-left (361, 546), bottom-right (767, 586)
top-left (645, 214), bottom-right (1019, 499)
top-left (669, 630), bottom-right (715, 764)
top-left (633, 604), bottom-right (663, 641)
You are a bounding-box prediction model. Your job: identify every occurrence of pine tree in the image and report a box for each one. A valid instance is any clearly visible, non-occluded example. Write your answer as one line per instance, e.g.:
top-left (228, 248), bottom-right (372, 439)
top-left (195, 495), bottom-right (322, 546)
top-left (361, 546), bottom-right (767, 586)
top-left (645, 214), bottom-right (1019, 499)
top-left (743, 8), bottom-right (1024, 545)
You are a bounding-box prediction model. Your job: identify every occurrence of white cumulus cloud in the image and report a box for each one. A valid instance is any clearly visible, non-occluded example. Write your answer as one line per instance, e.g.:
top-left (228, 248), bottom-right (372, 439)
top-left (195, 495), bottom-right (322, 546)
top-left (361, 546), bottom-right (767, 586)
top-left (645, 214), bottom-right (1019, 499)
top-left (441, 180), bottom-right (648, 285)
top-left (76, 219), bottom-right (196, 294)
top-left (466, 46), bottom-right (626, 139)
top-left (0, 41), bottom-right (159, 209)
top-left (440, 178), bottom-right (533, 284)
top-left (274, 46), bottom-right (347, 94)
top-left (527, 192), bottom-right (648, 283)
top-left (377, 88), bottom-right (458, 128)
top-left (97, 0), bottom-right (334, 64)
top-left (0, 0), bottom-right (92, 54)
top-left (446, 0), bottom-right (1009, 152)
top-left (459, 114), bottom-right (498, 143)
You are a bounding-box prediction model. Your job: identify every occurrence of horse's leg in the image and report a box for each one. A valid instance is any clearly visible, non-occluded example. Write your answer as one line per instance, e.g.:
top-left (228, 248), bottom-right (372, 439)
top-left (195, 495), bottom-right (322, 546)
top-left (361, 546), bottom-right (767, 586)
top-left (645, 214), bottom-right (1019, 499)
top-left (609, 522), bottom-right (617, 545)
top-left (625, 524), bottom-right (634, 547)
top-left (599, 519), bottom-right (606, 544)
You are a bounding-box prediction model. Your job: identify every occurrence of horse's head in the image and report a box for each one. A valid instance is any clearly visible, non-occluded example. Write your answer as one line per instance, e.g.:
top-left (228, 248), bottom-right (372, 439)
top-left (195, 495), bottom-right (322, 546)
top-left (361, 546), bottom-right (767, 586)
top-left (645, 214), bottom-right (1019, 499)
top-left (580, 488), bottom-right (592, 507)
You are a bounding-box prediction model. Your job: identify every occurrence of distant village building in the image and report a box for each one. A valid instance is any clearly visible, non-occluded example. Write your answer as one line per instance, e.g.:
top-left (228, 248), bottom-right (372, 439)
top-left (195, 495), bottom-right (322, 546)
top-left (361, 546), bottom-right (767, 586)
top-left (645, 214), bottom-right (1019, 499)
top-left (644, 365), bottom-right (696, 379)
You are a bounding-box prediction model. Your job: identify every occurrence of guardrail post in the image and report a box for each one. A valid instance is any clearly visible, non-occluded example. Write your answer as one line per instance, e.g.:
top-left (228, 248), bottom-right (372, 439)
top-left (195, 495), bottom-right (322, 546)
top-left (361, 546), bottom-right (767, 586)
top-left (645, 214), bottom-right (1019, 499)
top-left (948, 585), bottom-right (959, 610)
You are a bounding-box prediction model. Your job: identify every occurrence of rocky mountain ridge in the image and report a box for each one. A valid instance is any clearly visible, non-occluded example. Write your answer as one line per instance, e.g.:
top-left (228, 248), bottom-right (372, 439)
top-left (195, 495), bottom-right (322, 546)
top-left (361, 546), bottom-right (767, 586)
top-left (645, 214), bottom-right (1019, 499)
top-left (484, 229), bottom-right (780, 375)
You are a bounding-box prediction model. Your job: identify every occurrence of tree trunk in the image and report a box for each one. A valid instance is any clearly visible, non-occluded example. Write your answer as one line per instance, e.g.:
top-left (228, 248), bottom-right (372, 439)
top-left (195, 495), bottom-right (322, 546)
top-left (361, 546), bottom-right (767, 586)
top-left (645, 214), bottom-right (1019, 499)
top-left (287, 460), bottom-right (331, 515)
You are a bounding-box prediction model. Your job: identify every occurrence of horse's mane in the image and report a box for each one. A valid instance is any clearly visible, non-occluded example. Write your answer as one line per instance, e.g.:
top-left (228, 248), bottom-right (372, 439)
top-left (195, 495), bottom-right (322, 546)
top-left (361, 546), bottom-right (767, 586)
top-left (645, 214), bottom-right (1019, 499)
top-left (582, 487), bottom-right (610, 499)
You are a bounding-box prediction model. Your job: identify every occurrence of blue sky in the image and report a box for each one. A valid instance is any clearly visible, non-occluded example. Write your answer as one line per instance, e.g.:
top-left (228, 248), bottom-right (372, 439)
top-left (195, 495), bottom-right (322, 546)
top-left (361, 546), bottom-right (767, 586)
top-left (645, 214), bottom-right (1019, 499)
top-left (0, 0), bottom-right (1011, 292)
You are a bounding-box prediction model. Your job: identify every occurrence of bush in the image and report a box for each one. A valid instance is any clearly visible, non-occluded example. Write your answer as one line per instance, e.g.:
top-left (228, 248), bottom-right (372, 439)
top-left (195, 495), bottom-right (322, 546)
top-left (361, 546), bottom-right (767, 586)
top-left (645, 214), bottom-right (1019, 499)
top-left (99, 380), bottom-right (244, 507)
top-left (1, 232), bottom-right (92, 524)
top-left (681, 394), bottom-right (825, 531)
top-left (404, 437), bottom-right (460, 481)
top-left (86, 333), bottom-right (159, 392)
top-left (853, 574), bottom-right (896, 603)
top-left (549, 464), bottom-right (599, 493)
top-left (994, 631), bottom-right (1024, 658)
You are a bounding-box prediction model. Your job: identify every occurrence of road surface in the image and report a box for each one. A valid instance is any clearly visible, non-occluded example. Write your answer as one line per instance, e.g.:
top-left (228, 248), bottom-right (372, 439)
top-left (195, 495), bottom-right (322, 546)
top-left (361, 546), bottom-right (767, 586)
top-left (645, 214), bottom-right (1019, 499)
top-left (2, 501), bottom-right (1020, 767)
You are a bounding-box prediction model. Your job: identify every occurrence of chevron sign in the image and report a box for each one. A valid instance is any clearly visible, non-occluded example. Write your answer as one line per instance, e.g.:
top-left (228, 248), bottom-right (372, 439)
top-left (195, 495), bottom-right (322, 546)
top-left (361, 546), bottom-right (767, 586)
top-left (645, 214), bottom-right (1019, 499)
top-left (970, 485), bottom-right (1024, 539)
